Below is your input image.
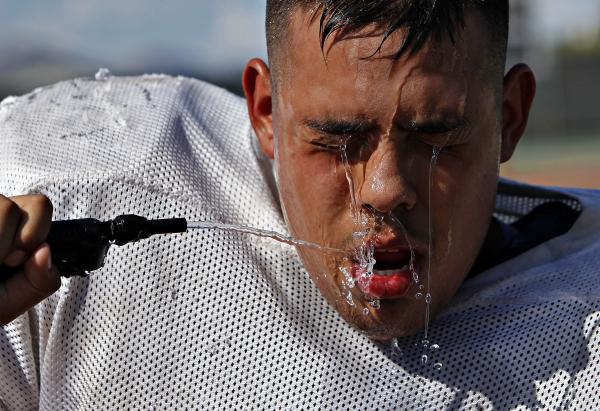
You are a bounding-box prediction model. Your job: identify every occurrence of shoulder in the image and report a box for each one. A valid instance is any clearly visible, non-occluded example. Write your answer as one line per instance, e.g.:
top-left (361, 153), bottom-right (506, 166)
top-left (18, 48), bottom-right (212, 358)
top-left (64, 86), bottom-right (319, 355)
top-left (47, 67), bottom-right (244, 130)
top-left (0, 73), bottom-right (280, 229)
top-left (456, 179), bottom-right (600, 307)
top-left (0, 73), bottom-right (251, 192)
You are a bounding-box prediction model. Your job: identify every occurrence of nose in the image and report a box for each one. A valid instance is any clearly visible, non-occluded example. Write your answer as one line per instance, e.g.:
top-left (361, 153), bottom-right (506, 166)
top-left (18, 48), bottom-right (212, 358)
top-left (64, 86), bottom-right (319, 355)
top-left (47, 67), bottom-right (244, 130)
top-left (359, 142), bottom-right (417, 214)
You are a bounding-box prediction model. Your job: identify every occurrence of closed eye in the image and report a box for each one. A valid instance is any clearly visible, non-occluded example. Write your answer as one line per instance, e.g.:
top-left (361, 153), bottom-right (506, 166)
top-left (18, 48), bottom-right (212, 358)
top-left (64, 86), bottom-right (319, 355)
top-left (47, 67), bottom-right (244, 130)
top-left (400, 117), bottom-right (468, 135)
top-left (309, 135), bottom-right (364, 152)
top-left (310, 140), bottom-right (343, 151)
top-left (402, 118), bottom-right (470, 149)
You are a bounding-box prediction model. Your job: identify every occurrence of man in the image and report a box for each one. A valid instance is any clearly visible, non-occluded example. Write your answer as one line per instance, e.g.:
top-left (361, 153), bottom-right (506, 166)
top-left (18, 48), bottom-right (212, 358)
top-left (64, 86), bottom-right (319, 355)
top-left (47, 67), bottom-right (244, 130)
top-left (1, 1), bottom-right (598, 409)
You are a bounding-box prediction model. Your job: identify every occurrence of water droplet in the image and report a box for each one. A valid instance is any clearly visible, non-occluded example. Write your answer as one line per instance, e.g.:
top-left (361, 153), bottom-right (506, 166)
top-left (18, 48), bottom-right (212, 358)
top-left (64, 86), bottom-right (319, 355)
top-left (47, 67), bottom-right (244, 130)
top-left (415, 293), bottom-right (423, 300)
top-left (369, 299), bottom-right (381, 309)
top-left (95, 67), bottom-right (112, 81)
top-left (434, 363), bottom-right (443, 370)
top-left (346, 291), bottom-right (355, 306)
top-left (421, 354), bottom-right (428, 364)
top-left (412, 271), bottom-right (419, 283)
top-left (425, 293), bottom-right (432, 304)
top-left (430, 344), bottom-right (440, 351)
top-left (340, 266), bottom-right (353, 288)
top-left (114, 115), bottom-right (127, 128)
top-left (419, 284), bottom-right (425, 290)
top-left (421, 339), bottom-right (430, 348)
top-left (363, 307), bottom-right (370, 316)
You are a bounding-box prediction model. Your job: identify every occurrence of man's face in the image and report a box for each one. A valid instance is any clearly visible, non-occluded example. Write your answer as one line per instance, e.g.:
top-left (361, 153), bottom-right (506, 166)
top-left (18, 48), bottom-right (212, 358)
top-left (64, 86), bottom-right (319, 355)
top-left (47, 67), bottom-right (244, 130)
top-left (268, 10), bottom-right (501, 340)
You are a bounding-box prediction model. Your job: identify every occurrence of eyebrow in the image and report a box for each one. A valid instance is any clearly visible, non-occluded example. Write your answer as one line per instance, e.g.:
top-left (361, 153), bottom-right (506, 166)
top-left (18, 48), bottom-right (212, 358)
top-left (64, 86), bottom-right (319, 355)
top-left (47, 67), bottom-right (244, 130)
top-left (303, 118), bottom-right (378, 136)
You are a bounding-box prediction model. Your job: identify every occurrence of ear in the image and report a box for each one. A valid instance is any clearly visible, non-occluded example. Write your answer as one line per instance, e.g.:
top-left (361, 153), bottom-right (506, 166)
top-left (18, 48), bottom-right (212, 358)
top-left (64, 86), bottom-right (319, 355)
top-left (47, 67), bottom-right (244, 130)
top-left (500, 63), bottom-right (536, 163)
top-left (243, 58), bottom-right (275, 159)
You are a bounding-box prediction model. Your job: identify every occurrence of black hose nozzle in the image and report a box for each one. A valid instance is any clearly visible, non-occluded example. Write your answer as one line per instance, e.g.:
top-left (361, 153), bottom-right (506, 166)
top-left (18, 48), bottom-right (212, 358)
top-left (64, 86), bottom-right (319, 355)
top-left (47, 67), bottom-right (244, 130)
top-left (1, 215), bottom-right (187, 278)
top-left (110, 215), bottom-right (187, 246)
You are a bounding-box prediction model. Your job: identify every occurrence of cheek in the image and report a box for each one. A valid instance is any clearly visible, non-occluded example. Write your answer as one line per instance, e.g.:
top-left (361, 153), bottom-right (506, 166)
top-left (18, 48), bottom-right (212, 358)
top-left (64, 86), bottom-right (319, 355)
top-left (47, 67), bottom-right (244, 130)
top-left (433, 162), bottom-right (491, 234)
top-left (434, 123), bottom-right (500, 207)
top-left (430, 139), bottom-right (499, 278)
top-left (276, 145), bottom-right (352, 238)
top-left (436, 145), bottom-right (498, 222)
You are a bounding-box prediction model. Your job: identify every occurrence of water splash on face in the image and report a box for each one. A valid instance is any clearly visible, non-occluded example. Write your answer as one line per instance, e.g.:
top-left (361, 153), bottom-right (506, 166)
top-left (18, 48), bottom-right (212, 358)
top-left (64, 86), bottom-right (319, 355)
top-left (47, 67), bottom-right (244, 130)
top-left (338, 137), bottom-right (426, 312)
top-left (385, 212), bottom-right (419, 285)
top-left (340, 138), bottom-right (360, 224)
top-left (339, 138), bottom-right (379, 308)
top-left (346, 291), bottom-right (356, 306)
top-left (340, 265), bottom-right (355, 288)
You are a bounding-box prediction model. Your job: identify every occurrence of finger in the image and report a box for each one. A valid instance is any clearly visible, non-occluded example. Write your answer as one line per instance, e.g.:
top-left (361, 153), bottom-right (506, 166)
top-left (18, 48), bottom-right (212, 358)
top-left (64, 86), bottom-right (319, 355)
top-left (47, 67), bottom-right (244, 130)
top-left (4, 249), bottom-right (27, 267)
top-left (11, 195), bottom-right (53, 251)
top-left (0, 243), bottom-right (60, 326)
top-left (0, 195), bottom-right (23, 262)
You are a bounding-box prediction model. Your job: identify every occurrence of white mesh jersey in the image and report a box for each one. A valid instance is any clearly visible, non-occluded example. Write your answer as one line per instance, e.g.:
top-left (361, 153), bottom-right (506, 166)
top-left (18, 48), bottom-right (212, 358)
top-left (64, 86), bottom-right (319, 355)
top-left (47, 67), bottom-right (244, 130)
top-left (0, 74), bottom-right (599, 410)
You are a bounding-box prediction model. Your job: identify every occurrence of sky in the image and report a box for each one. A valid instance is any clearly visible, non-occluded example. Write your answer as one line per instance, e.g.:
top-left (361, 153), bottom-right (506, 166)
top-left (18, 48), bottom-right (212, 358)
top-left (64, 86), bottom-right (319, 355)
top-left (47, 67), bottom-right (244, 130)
top-left (0, 0), bottom-right (599, 76)
top-left (0, 0), bottom-right (267, 74)
top-left (529, 0), bottom-right (600, 45)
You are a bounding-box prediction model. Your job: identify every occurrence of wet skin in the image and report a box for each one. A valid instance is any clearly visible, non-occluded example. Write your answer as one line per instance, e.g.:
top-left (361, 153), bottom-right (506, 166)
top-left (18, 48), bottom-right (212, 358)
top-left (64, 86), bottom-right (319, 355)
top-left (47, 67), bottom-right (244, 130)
top-left (244, 8), bottom-right (535, 340)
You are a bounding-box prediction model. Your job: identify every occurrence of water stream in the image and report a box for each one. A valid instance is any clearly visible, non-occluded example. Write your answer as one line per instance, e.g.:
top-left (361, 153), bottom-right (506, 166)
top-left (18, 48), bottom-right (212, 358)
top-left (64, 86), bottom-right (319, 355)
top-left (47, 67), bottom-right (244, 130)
top-left (186, 221), bottom-right (345, 256)
top-left (423, 145), bottom-right (444, 341)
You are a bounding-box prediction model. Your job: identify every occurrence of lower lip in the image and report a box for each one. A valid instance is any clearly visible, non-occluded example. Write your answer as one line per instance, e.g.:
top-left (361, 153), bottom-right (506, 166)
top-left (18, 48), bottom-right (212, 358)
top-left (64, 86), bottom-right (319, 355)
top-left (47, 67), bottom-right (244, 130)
top-left (351, 265), bottom-right (412, 299)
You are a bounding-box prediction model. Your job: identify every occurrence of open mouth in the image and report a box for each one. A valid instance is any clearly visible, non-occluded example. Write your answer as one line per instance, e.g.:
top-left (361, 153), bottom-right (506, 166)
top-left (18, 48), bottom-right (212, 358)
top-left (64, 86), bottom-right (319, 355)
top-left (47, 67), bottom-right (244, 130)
top-left (350, 247), bottom-right (418, 299)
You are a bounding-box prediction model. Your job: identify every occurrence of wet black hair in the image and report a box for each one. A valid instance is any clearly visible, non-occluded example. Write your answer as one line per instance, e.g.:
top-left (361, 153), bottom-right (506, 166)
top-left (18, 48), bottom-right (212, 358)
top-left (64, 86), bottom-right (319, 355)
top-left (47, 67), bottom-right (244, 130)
top-left (266, 0), bottom-right (509, 77)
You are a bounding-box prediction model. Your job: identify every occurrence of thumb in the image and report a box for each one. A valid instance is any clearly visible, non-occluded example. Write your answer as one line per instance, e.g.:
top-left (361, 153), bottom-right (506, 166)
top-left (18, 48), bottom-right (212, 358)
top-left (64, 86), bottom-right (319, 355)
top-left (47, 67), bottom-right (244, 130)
top-left (0, 243), bottom-right (60, 325)
top-left (23, 243), bottom-right (61, 295)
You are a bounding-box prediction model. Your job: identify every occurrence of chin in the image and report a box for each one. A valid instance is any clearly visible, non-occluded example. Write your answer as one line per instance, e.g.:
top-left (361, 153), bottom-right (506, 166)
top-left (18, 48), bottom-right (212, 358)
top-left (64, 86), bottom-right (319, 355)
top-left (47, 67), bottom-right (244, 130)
top-left (332, 301), bottom-right (424, 342)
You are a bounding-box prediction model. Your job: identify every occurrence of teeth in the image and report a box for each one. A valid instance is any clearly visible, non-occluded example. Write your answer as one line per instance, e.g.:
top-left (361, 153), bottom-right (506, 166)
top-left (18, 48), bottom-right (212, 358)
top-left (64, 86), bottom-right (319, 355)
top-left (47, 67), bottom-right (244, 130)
top-left (373, 265), bottom-right (409, 275)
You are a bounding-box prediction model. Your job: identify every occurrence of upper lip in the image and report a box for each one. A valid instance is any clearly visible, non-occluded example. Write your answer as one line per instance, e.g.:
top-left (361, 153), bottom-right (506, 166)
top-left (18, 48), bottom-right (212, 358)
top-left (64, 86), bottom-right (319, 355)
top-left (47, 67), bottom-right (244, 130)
top-left (371, 231), bottom-right (426, 255)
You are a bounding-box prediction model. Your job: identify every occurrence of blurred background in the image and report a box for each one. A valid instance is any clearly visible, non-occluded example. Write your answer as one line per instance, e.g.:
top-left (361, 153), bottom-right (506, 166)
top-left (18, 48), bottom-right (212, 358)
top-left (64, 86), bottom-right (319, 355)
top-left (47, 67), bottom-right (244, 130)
top-left (1, 0), bottom-right (598, 188)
